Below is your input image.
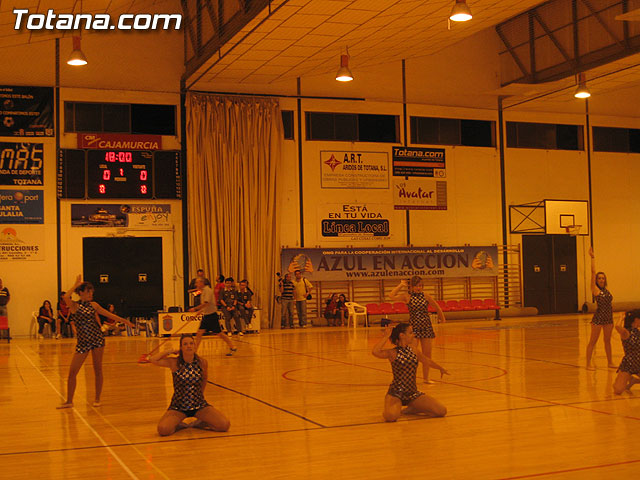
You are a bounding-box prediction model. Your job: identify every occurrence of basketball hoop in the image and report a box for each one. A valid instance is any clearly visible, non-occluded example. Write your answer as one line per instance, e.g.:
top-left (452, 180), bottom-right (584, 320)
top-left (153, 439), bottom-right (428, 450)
top-left (564, 224), bottom-right (582, 236)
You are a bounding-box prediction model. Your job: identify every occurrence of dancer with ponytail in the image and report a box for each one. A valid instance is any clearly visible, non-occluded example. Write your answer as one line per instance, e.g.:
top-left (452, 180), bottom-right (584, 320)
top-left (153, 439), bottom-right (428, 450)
top-left (57, 275), bottom-right (134, 408)
top-left (613, 310), bottom-right (640, 395)
top-left (151, 334), bottom-right (230, 435)
top-left (372, 323), bottom-right (449, 422)
top-left (586, 247), bottom-right (616, 370)
top-left (389, 276), bottom-right (446, 383)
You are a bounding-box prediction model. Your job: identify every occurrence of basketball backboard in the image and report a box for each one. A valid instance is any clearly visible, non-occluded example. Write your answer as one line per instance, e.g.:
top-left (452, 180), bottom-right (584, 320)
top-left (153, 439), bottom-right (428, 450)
top-left (544, 200), bottom-right (589, 235)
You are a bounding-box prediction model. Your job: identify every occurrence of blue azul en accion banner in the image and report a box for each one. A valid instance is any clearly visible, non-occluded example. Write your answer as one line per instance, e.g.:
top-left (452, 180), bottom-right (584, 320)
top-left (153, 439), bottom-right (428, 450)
top-left (281, 246), bottom-right (498, 281)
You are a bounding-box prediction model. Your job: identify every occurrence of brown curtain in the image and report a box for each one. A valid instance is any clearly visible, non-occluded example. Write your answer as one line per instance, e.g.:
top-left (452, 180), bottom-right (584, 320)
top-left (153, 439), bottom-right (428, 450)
top-left (186, 93), bottom-right (283, 326)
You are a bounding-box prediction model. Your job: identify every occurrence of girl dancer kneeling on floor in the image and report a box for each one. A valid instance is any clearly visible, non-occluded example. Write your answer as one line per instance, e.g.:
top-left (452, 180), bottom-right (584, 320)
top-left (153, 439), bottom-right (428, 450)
top-left (372, 322), bottom-right (449, 422)
top-left (151, 334), bottom-right (230, 436)
top-left (613, 310), bottom-right (640, 395)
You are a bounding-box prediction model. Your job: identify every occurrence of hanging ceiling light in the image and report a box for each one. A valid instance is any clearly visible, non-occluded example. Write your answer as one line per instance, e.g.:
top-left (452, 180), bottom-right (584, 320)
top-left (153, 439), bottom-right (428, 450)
top-left (450, 0), bottom-right (473, 22)
top-left (574, 73), bottom-right (591, 98)
top-left (67, 36), bottom-right (87, 66)
top-left (335, 49), bottom-right (353, 82)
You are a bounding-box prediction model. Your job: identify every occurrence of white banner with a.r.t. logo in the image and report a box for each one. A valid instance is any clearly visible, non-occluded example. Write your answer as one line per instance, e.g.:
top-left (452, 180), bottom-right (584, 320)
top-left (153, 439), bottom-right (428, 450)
top-left (320, 151), bottom-right (389, 189)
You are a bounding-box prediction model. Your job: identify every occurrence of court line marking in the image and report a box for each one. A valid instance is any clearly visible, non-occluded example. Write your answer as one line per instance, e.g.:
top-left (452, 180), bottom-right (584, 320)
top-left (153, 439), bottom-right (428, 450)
top-left (19, 344), bottom-right (175, 480)
top-left (495, 458), bottom-right (640, 479)
top-left (16, 345), bottom-right (141, 480)
top-left (206, 380), bottom-right (327, 427)
top-left (237, 338), bottom-right (640, 422)
top-left (2, 394), bottom-right (637, 459)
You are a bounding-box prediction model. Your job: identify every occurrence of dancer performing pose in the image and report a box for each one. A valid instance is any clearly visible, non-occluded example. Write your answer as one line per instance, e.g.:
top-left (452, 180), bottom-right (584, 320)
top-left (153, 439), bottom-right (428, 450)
top-left (613, 310), bottom-right (640, 395)
top-left (151, 334), bottom-right (230, 436)
top-left (586, 247), bottom-right (616, 370)
top-left (57, 276), bottom-right (134, 408)
top-left (389, 276), bottom-right (446, 383)
top-left (372, 323), bottom-right (448, 422)
top-left (191, 277), bottom-right (236, 355)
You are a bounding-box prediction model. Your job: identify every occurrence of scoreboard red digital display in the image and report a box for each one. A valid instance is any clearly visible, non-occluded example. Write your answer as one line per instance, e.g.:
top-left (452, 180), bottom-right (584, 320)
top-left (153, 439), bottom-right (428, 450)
top-left (87, 150), bottom-right (152, 199)
top-left (58, 149), bottom-right (181, 199)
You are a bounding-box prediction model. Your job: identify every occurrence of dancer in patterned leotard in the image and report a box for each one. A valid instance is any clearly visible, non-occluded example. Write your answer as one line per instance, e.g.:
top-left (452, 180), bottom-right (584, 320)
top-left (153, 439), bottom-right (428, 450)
top-left (58, 276), bottom-right (134, 409)
top-left (613, 310), bottom-right (640, 394)
top-left (373, 323), bottom-right (448, 422)
top-left (586, 248), bottom-right (616, 370)
top-left (389, 276), bottom-right (446, 383)
top-left (151, 334), bottom-right (230, 436)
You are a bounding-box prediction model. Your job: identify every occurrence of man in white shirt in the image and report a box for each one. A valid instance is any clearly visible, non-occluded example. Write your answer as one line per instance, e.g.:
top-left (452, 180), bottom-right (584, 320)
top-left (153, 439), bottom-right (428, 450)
top-left (191, 278), bottom-right (236, 355)
top-left (291, 269), bottom-right (313, 328)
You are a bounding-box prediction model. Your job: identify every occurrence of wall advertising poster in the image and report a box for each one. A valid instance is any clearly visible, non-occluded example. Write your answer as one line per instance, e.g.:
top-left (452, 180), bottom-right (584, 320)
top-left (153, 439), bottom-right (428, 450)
top-left (281, 246), bottom-right (498, 281)
top-left (320, 151), bottom-right (389, 189)
top-left (393, 177), bottom-right (448, 210)
top-left (318, 203), bottom-right (393, 241)
top-left (392, 146), bottom-right (446, 177)
top-left (0, 225), bottom-right (45, 260)
top-left (77, 133), bottom-right (163, 150)
top-left (0, 189), bottom-right (44, 223)
top-left (71, 204), bottom-right (171, 228)
top-left (0, 86), bottom-right (54, 137)
top-left (0, 142), bottom-right (44, 186)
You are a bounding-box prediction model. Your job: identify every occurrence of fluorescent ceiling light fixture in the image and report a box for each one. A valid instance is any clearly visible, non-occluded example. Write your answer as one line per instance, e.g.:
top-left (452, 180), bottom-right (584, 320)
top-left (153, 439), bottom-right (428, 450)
top-left (68, 36), bottom-right (87, 66)
top-left (450, 0), bottom-right (473, 22)
top-left (336, 53), bottom-right (353, 82)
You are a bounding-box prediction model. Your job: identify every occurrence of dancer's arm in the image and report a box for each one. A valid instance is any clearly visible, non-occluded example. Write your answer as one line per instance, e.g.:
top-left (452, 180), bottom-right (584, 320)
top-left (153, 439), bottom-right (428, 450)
top-left (615, 315), bottom-right (630, 340)
top-left (388, 281), bottom-right (409, 302)
top-left (416, 351), bottom-right (450, 377)
top-left (149, 349), bottom-right (179, 368)
top-left (372, 325), bottom-right (396, 359)
top-left (200, 357), bottom-right (208, 393)
top-left (189, 300), bottom-right (209, 313)
top-left (90, 303), bottom-right (134, 327)
top-left (589, 247), bottom-right (599, 297)
top-left (63, 275), bottom-right (83, 314)
top-left (424, 291), bottom-right (446, 323)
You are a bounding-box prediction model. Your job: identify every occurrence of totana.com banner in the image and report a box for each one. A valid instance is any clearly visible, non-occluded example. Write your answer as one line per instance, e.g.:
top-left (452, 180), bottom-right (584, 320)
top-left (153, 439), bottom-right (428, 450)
top-left (281, 246), bottom-right (498, 281)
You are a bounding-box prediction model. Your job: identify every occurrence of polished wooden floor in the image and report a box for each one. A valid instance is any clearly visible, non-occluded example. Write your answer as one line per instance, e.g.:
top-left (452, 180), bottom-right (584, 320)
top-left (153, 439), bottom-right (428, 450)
top-left (2, 314), bottom-right (640, 479)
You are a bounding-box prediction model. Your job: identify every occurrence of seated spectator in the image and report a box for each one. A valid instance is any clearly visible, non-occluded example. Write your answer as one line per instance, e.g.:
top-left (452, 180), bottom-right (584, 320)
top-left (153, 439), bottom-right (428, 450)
top-left (37, 300), bottom-right (56, 339)
top-left (237, 280), bottom-right (254, 330)
top-left (336, 294), bottom-right (349, 327)
top-left (324, 294), bottom-right (339, 326)
top-left (56, 291), bottom-right (74, 339)
top-left (100, 304), bottom-right (125, 336)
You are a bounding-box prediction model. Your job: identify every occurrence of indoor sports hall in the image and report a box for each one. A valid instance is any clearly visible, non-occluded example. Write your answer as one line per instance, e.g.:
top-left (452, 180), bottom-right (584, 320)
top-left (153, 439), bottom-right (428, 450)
top-left (2, 0), bottom-right (640, 479)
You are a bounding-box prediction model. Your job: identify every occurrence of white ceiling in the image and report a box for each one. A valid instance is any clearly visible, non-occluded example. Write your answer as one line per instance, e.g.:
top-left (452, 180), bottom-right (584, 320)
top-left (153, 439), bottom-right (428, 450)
top-left (186, 0), bottom-right (548, 89)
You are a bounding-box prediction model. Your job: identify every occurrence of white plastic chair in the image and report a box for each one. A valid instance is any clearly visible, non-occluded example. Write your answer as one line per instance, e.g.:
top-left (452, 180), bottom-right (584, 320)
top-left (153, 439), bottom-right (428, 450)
top-left (30, 311), bottom-right (39, 338)
top-left (345, 302), bottom-right (368, 328)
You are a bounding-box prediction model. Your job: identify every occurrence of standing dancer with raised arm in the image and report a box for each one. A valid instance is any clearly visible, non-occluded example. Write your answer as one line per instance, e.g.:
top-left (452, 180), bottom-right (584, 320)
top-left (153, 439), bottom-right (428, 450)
top-left (586, 247), bottom-right (616, 370)
top-left (389, 276), bottom-right (446, 383)
top-left (372, 323), bottom-right (448, 422)
top-left (57, 275), bottom-right (134, 408)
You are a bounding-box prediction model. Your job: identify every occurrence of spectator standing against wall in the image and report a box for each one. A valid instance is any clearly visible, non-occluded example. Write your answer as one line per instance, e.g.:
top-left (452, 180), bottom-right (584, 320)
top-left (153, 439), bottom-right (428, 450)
top-left (188, 269), bottom-right (211, 307)
top-left (292, 270), bottom-right (313, 328)
top-left (220, 278), bottom-right (246, 336)
top-left (280, 273), bottom-right (295, 329)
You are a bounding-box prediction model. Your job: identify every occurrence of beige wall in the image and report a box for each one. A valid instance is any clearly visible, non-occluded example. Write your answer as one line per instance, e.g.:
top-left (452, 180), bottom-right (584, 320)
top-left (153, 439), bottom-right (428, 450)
top-left (0, 27), bottom-right (183, 336)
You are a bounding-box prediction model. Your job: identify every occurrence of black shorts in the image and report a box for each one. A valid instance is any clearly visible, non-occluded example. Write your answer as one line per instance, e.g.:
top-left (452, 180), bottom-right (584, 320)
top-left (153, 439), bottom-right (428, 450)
top-left (199, 312), bottom-right (222, 334)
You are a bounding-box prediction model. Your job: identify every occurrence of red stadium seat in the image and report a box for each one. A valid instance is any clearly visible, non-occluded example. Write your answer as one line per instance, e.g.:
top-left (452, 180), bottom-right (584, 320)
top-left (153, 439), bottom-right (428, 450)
top-left (380, 303), bottom-right (395, 315)
top-left (445, 300), bottom-right (463, 312)
top-left (471, 299), bottom-right (485, 310)
top-left (365, 303), bottom-right (383, 315)
top-left (458, 299), bottom-right (475, 311)
top-left (436, 300), bottom-right (450, 312)
top-left (483, 299), bottom-right (500, 310)
top-left (392, 302), bottom-right (409, 314)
